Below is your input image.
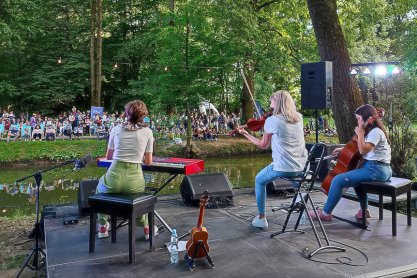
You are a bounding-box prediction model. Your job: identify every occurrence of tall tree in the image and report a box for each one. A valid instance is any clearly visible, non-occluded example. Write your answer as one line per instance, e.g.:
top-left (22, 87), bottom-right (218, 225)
top-left (90, 0), bottom-right (102, 107)
top-left (307, 0), bottom-right (363, 143)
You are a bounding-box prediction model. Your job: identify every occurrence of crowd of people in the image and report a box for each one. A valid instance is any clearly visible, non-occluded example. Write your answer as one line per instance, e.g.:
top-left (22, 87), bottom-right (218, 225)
top-left (0, 107), bottom-right (243, 143)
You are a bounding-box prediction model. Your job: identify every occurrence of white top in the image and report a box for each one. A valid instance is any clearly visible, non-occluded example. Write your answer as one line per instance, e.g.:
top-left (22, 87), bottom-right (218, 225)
top-left (264, 114), bottom-right (307, 172)
top-left (363, 127), bottom-right (391, 164)
top-left (108, 125), bottom-right (154, 163)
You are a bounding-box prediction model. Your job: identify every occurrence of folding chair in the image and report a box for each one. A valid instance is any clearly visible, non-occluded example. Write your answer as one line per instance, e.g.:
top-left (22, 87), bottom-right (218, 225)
top-left (270, 143), bottom-right (345, 257)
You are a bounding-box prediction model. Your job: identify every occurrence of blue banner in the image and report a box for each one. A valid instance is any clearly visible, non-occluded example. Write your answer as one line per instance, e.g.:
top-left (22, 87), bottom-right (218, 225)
top-left (91, 106), bottom-right (104, 118)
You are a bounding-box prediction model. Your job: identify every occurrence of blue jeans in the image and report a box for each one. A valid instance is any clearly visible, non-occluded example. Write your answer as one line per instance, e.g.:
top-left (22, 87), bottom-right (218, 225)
top-left (255, 164), bottom-right (302, 215)
top-left (323, 160), bottom-right (392, 214)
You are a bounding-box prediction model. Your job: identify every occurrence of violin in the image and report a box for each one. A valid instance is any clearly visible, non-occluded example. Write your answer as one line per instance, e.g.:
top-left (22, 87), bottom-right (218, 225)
top-left (229, 108), bottom-right (273, 136)
top-left (185, 191), bottom-right (210, 259)
top-left (320, 111), bottom-right (382, 194)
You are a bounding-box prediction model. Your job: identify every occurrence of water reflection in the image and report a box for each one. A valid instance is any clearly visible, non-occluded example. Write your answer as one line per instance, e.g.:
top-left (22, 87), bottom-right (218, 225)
top-left (0, 154), bottom-right (271, 216)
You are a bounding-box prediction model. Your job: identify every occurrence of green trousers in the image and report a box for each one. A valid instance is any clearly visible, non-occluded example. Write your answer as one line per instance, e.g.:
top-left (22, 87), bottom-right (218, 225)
top-left (96, 160), bottom-right (147, 227)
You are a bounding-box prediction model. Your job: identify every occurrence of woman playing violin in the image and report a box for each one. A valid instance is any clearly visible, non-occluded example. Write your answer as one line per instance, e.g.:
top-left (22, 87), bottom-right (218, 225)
top-left (309, 104), bottom-right (392, 221)
top-left (238, 90), bottom-right (307, 228)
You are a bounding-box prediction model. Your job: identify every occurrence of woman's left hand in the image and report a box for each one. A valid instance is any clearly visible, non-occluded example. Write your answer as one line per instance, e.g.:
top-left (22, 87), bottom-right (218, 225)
top-left (354, 126), bottom-right (365, 137)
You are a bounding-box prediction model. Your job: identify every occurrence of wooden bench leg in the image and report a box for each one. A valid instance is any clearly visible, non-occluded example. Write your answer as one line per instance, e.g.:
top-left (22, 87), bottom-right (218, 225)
top-left (407, 189), bottom-right (412, 226)
top-left (379, 194), bottom-right (383, 220)
top-left (111, 215), bottom-right (117, 243)
top-left (392, 195), bottom-right (397, 236)
top-left (148, 209), bottom-right (155, 251)
top-left (128, 214), bottom-right (135, 264)
top-left (89, 211), bottom-right (96, 253)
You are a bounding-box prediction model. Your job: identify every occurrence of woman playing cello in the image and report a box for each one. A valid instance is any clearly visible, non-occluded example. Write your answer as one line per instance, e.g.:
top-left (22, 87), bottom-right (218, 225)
top-left (238, 90), bottom-right (307, 228)
top-left (309, 104), bottom-right (392, 221)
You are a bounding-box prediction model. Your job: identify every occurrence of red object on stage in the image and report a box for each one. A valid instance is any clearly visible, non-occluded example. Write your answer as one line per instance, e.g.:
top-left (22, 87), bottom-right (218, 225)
top-left (97, 157), bottom-right (204, 175)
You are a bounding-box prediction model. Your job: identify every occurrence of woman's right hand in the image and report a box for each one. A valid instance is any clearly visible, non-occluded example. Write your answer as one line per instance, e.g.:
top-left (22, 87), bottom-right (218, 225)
top-left (332, 147), bottom-right (343, 156)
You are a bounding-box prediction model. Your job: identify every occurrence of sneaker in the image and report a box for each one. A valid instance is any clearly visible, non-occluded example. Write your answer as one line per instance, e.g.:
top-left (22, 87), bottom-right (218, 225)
top-left (308, 209), bottom-right (333, 221)
top-left (98, 222), bottom-right (109, 239)
top-left (144, 225), bottom-right (159, 240)
top-left (355, 209), bottom-right (371, 220)
top-left (251, 215), bottom-right (268, 228)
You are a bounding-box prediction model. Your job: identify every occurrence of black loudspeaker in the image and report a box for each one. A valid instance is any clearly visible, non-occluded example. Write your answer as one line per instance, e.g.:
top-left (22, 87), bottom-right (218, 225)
top-left (301, 61), bottom-right (333, 109)
top-left (266, 178), bottom-right (298, 195)
top-left (78, 179), bottom-right (98, 213)
top-left (180, 173), bottom-right (233, 205)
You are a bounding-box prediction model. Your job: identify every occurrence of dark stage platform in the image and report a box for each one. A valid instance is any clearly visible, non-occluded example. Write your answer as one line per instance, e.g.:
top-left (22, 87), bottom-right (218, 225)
top-left (43, 189), bottom-right (417, 278)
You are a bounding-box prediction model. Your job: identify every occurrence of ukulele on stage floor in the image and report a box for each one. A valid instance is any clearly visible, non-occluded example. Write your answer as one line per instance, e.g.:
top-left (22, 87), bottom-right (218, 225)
top-left (184, 190), bottom-right (214, 270)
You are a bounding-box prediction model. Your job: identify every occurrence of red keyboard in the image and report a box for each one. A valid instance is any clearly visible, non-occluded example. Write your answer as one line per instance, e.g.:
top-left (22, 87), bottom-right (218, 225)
top-left (97, 157), bottom-right (204, 175)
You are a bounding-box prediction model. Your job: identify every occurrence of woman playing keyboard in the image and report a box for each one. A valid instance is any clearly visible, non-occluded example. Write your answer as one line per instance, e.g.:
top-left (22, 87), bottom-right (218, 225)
top-left (96, 100), bottom-right (156, 239)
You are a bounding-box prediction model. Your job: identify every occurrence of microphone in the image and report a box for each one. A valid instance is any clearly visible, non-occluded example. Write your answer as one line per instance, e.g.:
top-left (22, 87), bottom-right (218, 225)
top-left (74, 154), bottom-right (93, 170)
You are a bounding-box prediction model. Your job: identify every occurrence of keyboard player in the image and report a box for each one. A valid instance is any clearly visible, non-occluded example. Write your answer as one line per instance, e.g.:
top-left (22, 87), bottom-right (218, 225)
top-left (95, 99), bottom-right (156, 240)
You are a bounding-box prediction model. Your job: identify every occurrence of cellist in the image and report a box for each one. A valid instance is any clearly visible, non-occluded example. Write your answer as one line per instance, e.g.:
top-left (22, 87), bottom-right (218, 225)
top-left (309, 104), bottom-right (392, 221)
top-left (238, 90), bottom-right (307, 228)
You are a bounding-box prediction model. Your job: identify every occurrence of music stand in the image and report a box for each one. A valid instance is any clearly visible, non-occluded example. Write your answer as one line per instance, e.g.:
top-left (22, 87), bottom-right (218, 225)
top-left (15, 160), bottom-right (76, 277)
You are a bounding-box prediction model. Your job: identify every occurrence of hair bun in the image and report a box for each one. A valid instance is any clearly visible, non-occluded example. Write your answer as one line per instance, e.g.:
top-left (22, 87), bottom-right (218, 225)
top-left (376, 108), bottom-right (385, 118)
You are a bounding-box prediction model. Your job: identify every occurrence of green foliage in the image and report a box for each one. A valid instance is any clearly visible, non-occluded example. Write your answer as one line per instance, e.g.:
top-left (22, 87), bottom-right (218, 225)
top-left (0, 140), bottom-right (107, 164)
top-left (376, 74), bottom-right (417, 179)
top-left (0, 0), bottom-right (416, 121)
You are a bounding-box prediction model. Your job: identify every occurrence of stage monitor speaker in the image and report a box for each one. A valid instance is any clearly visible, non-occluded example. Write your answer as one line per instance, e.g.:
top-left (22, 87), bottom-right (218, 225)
top-left (266, 178), bottom-right (298, 195)
top-left (78, 179), bottom-right (98, 213)
top-left (180, 173), bottom-right (233, 206)
top-left (301, 61), bottom-right (333, 109)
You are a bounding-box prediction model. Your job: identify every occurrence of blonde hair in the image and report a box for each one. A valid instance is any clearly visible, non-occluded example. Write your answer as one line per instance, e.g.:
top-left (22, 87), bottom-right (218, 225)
top-left (271, 90), bottom-right (300, 124)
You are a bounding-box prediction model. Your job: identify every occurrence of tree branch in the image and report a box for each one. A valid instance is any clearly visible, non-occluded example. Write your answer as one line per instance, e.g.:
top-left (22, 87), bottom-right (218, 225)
top-left (256, 0), bottom-right (281, 12)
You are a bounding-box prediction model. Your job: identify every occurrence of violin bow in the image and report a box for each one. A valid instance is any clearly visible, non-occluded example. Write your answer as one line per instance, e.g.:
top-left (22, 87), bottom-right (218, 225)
top-left (240, 68), bottom-right (261, 118)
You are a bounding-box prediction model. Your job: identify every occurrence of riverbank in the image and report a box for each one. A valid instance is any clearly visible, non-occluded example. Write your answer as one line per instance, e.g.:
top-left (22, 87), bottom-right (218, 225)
top-left (0, 135), bottom-right (338, 165)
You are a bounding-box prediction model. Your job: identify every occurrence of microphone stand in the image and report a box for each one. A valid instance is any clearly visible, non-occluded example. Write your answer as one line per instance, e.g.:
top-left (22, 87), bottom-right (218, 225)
top-left (15, 159), bottom-right (75, 278)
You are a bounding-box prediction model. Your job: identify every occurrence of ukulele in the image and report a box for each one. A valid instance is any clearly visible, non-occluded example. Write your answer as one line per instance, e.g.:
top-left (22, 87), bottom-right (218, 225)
top-left (185, 191), bottom-right (210, 259)
top-left (320, 114), bottom-right (380, 194)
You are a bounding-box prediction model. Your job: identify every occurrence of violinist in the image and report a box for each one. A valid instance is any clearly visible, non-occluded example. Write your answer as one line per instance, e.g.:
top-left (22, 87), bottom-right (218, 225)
top-left (238, 90), bottom-right (307, 228)
top-left (309, 104), bottom-right (392, 221)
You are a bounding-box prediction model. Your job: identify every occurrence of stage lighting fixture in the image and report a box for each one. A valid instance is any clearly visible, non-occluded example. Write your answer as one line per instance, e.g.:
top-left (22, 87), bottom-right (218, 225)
top-left (362, 67), bottom-right (371, 75)
top-left (375, 65), bottom-right (387, 76)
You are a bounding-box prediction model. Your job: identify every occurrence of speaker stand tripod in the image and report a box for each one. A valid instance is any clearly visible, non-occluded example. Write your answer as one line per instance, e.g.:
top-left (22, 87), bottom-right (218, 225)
top-left (270, 190), bottom-right (345, 258)
top-left (15, 160), bottom-right (76, 277)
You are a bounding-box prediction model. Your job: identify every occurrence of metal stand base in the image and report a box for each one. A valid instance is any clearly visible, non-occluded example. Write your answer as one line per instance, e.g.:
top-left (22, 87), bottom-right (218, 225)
top-left (270, 191), bottom-right (345, 258)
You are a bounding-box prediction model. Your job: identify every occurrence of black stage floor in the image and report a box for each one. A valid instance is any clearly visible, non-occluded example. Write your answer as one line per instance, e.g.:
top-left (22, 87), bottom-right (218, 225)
top-left (43, 189), bottom-right (417, 278)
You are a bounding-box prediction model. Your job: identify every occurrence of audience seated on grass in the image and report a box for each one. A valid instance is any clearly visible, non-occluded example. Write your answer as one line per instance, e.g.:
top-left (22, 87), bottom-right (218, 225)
top-left (21, 125), bottom-right (31, 141)
top-left (7, 124), bottom-right (20, 142)
top-left (32, 124), bottom-right (43, 141)
top-left (0, 123), bottom-right (4, 137)
top-left (45, 125), bottom-right (56, 141)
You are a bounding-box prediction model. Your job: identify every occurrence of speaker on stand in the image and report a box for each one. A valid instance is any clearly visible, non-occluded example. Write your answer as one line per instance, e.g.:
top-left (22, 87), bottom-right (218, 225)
top-left (301, 61), bottom-right (333, 143)
top-left (78, 179), bottom-right (99, 214)
top-left (180, 173), bottom-right (233, 206)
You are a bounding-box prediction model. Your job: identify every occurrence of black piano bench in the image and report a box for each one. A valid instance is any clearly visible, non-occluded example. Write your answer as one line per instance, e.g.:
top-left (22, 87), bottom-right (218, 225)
top-left (358, 177), bottom-right (412, 236)
top-left (88, 193), bottom-right (157, 263)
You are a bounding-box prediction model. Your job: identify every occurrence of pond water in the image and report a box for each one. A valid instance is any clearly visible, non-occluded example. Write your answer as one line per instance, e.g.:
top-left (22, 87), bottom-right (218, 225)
top-left (0, 154), bottom-right (271, 217)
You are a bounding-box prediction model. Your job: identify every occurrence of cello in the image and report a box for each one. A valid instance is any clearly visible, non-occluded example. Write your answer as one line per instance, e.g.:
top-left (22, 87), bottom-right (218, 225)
top-left (320, 110), bottom-right (383, 195)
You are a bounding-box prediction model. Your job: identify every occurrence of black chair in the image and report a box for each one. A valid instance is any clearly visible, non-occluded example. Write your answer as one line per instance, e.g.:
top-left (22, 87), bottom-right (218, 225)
top-left (88, 193), bottom-right (157, 263)
top-left (270, 143), bottom-right (346, 257)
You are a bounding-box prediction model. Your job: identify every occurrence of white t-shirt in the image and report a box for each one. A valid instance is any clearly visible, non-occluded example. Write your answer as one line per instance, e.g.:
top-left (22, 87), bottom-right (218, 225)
top-left (363, 127), bottom-right (391, 164)
top-left (264, 114), bottom-right (307, 172)
top-left (108, 125), bottom-right (154, 163)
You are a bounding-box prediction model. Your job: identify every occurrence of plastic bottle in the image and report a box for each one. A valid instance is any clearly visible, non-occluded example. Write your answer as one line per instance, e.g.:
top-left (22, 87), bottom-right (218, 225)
top-left (170, 229), bottom-right (179, 263)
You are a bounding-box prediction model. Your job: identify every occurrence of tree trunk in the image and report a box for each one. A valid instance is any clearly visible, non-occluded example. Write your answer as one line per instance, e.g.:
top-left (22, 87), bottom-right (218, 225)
top-left (169, 0), bottom-right (175, 26)
top-left (95, 0), bottom-right (102, 106)
top-left (306, 0), bottom-right (363, 143)
top-left (90, 0), bottom-right (97, 106)
top-left (241, 64), bottom-right (255, 123)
